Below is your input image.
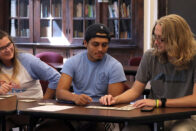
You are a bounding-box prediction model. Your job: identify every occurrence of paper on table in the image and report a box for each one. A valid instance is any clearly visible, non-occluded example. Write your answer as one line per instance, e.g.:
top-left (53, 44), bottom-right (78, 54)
top-left (28, 105), bottom-right (74, 112)
top-left (86, 104), bottom-right (136, 111)
top-left (19, 99), bottom-right (37, 102)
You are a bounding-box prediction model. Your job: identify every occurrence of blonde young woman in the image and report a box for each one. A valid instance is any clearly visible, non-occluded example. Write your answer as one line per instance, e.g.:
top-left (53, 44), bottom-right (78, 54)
top-left (0, 30), bottom-right (60, 99)
top-left (100, 14), bottom-right (196, 131)
top-left (0, 30), bottom-right (60, 130)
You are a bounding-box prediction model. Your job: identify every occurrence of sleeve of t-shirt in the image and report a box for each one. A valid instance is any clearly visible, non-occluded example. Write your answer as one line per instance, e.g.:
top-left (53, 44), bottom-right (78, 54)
top-left (19, 53), bottom-right (61, 89)
top-left (135, 50), bottom-right (152, 84)
top-left (61, 58), bottom-right (74, 78)
top-left (109, 62), bottom-right (126, 84)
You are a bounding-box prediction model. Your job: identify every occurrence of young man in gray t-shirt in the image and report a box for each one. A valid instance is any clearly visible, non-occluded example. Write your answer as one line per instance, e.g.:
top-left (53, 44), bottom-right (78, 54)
top-left (100, 14), bottom-right (196, 131)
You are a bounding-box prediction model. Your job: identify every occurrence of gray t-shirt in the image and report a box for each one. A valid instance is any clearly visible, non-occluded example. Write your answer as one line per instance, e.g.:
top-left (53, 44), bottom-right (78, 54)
top-left (136, 49), bottom-right (196, 99)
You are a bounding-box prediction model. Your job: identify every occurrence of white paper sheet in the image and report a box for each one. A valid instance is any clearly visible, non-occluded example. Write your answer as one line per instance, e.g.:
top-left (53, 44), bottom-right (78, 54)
top-left (28, 105), bottom-right (74, 112)
top-left (86, 104), bottom-right (136, 111)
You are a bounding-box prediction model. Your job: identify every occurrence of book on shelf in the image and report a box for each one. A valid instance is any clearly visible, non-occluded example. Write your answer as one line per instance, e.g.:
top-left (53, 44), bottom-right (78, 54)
top-left (41, 26), bottom-right (51, 37)
top-left (88, 5), bottom-right (94, 18)
top-left (127, 5), bottom-right (130, 17)
top-left (113, 1), bottom-right (119, 17)
top-left (120, 31), bottom-right (131, 38)
top-left (41, 4), bottom-right (50, 18)
top-left (120, 31), bottom-right (128, 38)
top-left (121, 2), bottom-right (130, 17)
top-left (114, 20), bottom-right (119, 38)
top-left (83, 4), bottom-right (95, 18)
top-left (108, 5), bottom-right (113, 18)
top-left (11, 0), bottom-right (16, 17)
top-left (85, 4), bottom-right (88, 17)
top-left (19, 1), bottom-right (29, 17)
top-left (108, 2), bottom-right (118, 18)
top-left (20, 28), bottom-right (29, 37)
top-left (10, 19), bottom-right (16, 37)
top-left (76, 2), bottom-right (82, 17)
top-left (74, 30), bottom-right (83, 37)
top-left (52, 3), bottom-right (62, 17)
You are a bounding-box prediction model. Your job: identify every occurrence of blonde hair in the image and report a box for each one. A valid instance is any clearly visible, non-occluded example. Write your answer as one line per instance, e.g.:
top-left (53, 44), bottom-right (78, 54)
top-left (0, 30), bottom-right (19, 79)
top-left (151, 14), bottom-right (196, 70)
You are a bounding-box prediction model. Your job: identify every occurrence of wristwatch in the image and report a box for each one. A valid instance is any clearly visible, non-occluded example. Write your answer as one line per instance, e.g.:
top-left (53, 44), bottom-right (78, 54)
top-left (161, 98), bottom-right (167, 107)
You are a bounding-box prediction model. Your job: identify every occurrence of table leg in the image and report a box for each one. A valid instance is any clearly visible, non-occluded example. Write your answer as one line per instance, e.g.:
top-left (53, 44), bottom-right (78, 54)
top-left (28, 116), bottom-right (39, 131)
top-left (153, 122), bottom-right (164, 131)
top-left (0, 116), bottom-right (6, 131)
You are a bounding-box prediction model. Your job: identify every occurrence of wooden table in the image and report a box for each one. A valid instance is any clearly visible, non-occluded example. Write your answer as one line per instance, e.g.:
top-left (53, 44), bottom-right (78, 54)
top-left (17, 99), bottom-right (196, 131)
top-left (0, 95), bottom-right (17, 131)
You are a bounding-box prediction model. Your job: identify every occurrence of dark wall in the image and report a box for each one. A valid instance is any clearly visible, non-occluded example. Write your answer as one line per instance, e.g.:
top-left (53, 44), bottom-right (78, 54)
top-left (167, 0), bottom-right (196, 35)
top-left (0, 0), bottom-right (9, 31)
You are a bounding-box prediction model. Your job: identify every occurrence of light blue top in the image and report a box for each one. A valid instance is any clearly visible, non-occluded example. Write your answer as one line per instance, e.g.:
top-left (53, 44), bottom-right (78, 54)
top-left (61, 51), bottom-right (126, 101)
top-left (18, 53), bottom-right (60, 89)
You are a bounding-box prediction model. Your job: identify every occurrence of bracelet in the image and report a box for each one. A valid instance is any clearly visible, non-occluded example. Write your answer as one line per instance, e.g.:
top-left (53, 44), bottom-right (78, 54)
top-left (161, 98), bottom-right (167, 107)
top-left (155, 99), bottom-right (159, 108)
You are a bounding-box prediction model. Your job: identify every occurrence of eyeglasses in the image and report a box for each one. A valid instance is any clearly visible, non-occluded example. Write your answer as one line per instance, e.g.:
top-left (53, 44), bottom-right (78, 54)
top-left (0, 42), bottom-right (13, 52)
top-left (152, 34), bottom-right (165, 43)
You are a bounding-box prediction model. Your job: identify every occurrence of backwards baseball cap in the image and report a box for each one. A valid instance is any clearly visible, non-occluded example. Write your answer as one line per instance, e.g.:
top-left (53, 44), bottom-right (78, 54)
top-left (84, 23), bottom-right (111, 42)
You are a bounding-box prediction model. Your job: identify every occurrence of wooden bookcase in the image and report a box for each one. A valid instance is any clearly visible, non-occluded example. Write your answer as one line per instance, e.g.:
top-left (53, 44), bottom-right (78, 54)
top-left (1, 0), bottom-right (144, 49)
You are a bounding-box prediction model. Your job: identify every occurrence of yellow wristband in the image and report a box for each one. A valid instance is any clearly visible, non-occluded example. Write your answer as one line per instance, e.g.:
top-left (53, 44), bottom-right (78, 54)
top-left (156, 99), bottom-right (159, 108)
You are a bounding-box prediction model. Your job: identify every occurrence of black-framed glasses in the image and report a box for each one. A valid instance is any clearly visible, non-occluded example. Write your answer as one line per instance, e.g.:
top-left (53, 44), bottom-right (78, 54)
top-left (152, 34), bottom-right (165, 43)
top-left (0, 42), bottom-right (13, 51)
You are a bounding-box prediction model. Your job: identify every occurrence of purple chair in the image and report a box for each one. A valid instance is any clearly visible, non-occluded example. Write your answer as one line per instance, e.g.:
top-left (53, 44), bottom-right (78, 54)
top-left (124, 56), bottom-right (142, 91)
top-left (129, 56), bottom-right (142, 66)
top-left (35, 51), bottom-right (63, 94)
top-left (35, 51), bottom-right (63, 64)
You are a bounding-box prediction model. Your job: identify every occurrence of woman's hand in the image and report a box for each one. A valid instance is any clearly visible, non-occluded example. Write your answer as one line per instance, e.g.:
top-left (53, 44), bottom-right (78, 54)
top-left (0, 82), bottom-right (13, 94)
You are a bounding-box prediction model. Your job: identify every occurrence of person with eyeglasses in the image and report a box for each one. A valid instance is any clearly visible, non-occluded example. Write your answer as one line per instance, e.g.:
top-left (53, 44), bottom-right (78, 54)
top-left (0, 30), bottom-right (61, 130)
top-left (100, 14), bottom-right (196, 131)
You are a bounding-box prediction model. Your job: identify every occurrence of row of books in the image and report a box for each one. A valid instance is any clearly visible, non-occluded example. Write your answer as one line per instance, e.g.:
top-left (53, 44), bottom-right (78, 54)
top-left (40, 22), bottom-right (62, 37)
top-left (52, 3), bottom-right (62, 17)
top-left (108, 2), bottom-right (131, 18)
top-left (10, 27), bottom-right (30, 37)
top-left (75, 2), bottom-right (95, 18)
top-left (41, 3), bottom-right (50, 18)
top-left (11, 0), bottom-right (29, 17)
top-left (108, 1), bottom-right (119, 18)
top-left (120, 3), bottom-right (131, 17)
top-left (10, 19), bottom-right (29, 37)
top-left (84, 4), bottom-right (95, 18)
top-left (120, 31), bottom-right (131, 38)
top-left (73, 30), bottom-right (83, 38)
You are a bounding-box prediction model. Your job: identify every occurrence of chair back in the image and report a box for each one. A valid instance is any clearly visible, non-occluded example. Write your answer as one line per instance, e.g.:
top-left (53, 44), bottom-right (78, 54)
top-left (129, 57), bottom-right (142, 66)
top-left (35, 51), bottom-right (63, 94)
top-left (35, 51), bottom-right (63, 64)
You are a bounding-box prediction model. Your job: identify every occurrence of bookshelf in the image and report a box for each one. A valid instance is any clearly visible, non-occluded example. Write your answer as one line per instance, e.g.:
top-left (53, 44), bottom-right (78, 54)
top-left (107, 0), bottom-right (132, 39)
top-left (9, 0), bottom-right (32, 41)
top-left (39, 0), bottom-right (63, 41)
top-left (6, 0), bottom-right (143, 48)
top-left (72, 0), bottom-right (96, 39)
